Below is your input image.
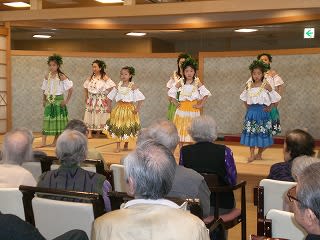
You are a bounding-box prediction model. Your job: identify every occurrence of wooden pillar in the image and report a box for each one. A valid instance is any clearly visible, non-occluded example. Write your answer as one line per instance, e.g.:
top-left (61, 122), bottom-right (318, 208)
top-left (0, 23), bottom-right (11, 132)
top-left (30, 0), bottom-right (42, 10)
top-left (124, 0), bottom-right (136, 6)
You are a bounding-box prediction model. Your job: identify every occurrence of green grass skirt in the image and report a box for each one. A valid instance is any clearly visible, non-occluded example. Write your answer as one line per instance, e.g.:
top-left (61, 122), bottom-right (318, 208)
top-left (42, 95), bottom-right (68, 136)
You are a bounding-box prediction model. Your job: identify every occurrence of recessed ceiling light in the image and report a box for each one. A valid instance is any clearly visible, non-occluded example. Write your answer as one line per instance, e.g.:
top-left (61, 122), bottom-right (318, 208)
top-left (3, 2), bottom-right (30, 7)
top-left (95, 0), bottom-right (124, 3)
top-left (33, 35), bottom-right (52, 39)
top-left (234, 28), bottom-right (258, 33)
top-left (126, 32), bottom-right (146, 37)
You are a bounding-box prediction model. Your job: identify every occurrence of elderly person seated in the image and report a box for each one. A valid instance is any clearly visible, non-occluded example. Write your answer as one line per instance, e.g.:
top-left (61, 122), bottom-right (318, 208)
top-left (0, 129), bottom-right (36, 187)
top-left (137, 120), bottom-right (211, 218)
top-left (92, 140), bottom-right (210, 240)
top-left (288, 162), bottom-right (320, 239)
top-left (180, 115), bottom-right (237, 212)
top-left (37, 130), bottom-right (111, 211)
top-left (65, 119), bottom-right (105, 163)
top-left (268, 129), bottom-right (315, 182)
top-left (291, 156), bottom-right (320, 181)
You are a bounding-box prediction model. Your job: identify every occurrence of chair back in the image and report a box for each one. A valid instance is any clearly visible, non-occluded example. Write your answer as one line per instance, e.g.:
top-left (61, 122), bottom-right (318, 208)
top-left (19, 185), bottom-right (105, 239)
top-left (22, 161), bottom-right (42, 180)
top-left (32, 197), bottom-right (94, 239)
top-left (110, 164), bottom-right (126, 192)
top-left (0, 188), bottom-right (25, 220)
top-left (201, 173), bottom-right (247, 240)
top-left (260, 179), bottom-right (296, 216)
top-left (265, 209), bottom-right (306, 240)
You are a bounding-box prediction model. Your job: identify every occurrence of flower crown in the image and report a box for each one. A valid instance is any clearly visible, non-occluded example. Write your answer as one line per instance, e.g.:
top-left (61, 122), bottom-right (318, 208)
top-left (123, 66), bottom-right (135, 76)
top-left (94, 59), bottom-right (107, 70)
top-left (47, 54), bottom-right (63, 66)
top-left (178, 53), bottom-right (191, 61)
top-left (257, 53), bottom-right (272, 63)
top-left (249, 60), bottom-right (270, 72)
top-left (181, 57), bottom-right (198, 70)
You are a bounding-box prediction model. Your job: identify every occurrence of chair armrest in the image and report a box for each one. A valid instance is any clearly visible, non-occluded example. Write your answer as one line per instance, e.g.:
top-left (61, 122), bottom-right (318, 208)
top-left (210, 181), bottom-right (246, 192)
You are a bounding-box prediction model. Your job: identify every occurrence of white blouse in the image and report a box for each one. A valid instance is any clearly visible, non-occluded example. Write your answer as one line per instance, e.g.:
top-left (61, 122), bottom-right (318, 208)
top-left (166, 71), bottom-right (181, 89)
top-left (240, 86), bottom-right (281, 106)
top-left (168, 79), bottom-right (211, 101)
top-left (83, 76), bottom-right (116, 94)
top-left (41, 74), bottom-right (73, 96)
top-left (107, 81), bottom-right (145, 103)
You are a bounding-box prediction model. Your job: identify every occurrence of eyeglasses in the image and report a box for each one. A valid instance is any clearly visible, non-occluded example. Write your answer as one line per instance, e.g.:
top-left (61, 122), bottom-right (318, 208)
top-left (287, 186), bottom-right (301, 203)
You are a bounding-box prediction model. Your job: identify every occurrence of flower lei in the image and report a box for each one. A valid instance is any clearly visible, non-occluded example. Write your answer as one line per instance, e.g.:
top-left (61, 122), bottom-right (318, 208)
top-left (179, 77), bottom-right (200, 97)
top-left (45, 72), bottom-right (58, 104)
top-left (118, 81), bottom-right (134, 95)
top-left (248, 81), bottom-right (267, 97)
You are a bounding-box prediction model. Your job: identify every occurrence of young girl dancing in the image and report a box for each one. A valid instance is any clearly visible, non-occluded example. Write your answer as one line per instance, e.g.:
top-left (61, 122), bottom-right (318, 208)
top-left (40, 54), bottom-right (73, 147)
top-left (83, 60), bottom-right (115, 138)
top-left (166, 53), bottom-right (190, 121)
top-left (240, 60), bottom-right (281, 162)
top-left (103, 66), bottom-right (145, 152)
top-left (247, 53), bottom-right (284, 135)
top-left (168, 57), bottom-right (211, 144)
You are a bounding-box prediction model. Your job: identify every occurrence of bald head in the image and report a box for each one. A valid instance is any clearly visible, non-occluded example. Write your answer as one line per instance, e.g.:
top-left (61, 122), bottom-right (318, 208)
top-left (2, 129), bottom-right (33, 165)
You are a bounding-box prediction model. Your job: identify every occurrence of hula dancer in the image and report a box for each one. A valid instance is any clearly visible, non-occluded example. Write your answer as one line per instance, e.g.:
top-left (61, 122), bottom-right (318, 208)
top-left (168, 58), bottom-right (211, 144)
top-left (103, 66), bottom-right (145, 152)
top-left (40, 54), bottom-right (73, 147)
top-left (166, 53), bottom-right (190, 120)
top-left (83, 60), bottom-right (115, 138)
top-left (240, 60), bottom-right (281, 162)
top-left (247, 53), bottom-right (284, 135)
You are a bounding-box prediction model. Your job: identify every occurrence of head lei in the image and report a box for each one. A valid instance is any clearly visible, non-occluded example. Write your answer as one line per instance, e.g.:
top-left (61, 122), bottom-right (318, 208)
top-left (93, 59), bottom-right (107, 70)
top-left (125, 66), bottom-right (135, 76)
top-left (178, 53), bottom-right (191, 61)
top-left (47, 54), bottom-right (63, 66)
top-left (181, 57), bottom-right (198, 71)
top-left (249, 60), bottom-right (270, 73)
top-left (257, 53), bottom-right (272, 62)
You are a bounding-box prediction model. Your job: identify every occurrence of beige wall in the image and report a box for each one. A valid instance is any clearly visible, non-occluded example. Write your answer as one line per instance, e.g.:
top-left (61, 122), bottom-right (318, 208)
top-left (11, 50), bottom-right (320, 139)
top-left (11, 53), bottom-right (177, 133)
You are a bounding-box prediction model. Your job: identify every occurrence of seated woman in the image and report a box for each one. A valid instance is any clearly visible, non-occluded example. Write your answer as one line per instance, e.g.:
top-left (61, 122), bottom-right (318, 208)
top-left (267, 129), bottom-right (315, 182)
top-left (37, 130), bottom-right (111, 212)
top-left (180, 115), bottom-right (237, 212)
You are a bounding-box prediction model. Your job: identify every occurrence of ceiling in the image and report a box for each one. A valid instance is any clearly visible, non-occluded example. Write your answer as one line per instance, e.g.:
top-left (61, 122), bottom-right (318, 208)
top-left (0, 0), bottom-right (204, 11)
top-left (11, 20), bottom-right (320, 41)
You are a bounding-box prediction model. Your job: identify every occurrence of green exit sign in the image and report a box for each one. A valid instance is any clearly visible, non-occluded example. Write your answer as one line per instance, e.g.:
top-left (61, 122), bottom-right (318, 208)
top-left (304, 28), bottom-right (315, 38)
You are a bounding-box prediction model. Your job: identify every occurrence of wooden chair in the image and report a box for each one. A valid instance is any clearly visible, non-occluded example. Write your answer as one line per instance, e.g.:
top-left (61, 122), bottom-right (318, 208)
top-left (250, 235), bottom-right (288, 240)
top-left (19, 185), bottom-right (105, 239)
top-left (253, 179), bottom-right (296, 236)
top-left (38, 155), bottom-right (114, 188)
top-left (110, 164), bottom-right (126, 192)
top-left (201, 173), bottom-right (247, 240)
top-left (0, 188), bottom-right (25, 220)
top-left (263, 209), bottom-right (306, 240)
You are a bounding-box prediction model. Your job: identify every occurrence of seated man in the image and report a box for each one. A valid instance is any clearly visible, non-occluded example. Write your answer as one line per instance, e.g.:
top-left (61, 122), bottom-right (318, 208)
top-left (92, 140), bottom-right (209, 240)
top-left (65, 119), bottom-right (105, 163)
top-left (289, 162), bottom-right (320, 239)
top-left (138, 120), bottom-right (211, 218)
top-left (0, 129), bottom-right (36, 187)
top-left (268, 129), bottom-right (315, 182)
top-left (37, 130), bottom-right (111, 212)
